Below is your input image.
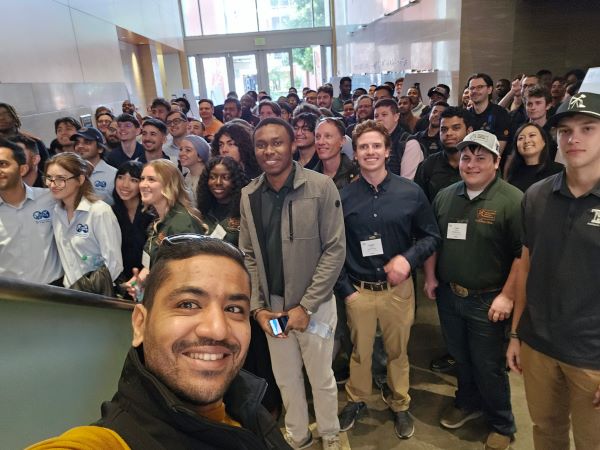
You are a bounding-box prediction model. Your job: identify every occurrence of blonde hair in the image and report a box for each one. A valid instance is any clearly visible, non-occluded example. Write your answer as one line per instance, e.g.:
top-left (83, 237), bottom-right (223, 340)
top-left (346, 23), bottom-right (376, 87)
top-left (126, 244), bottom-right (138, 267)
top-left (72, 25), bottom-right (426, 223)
top-left (144, 159), bottom-right (207, 232)
top-left (45, 152), bottom-right (98, 208)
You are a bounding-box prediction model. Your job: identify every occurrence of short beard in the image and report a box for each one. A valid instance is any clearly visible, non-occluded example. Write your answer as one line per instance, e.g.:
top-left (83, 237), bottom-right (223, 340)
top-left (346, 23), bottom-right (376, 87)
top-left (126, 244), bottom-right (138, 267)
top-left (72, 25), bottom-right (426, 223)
top-left (444, 145), bottom-right (459, 154)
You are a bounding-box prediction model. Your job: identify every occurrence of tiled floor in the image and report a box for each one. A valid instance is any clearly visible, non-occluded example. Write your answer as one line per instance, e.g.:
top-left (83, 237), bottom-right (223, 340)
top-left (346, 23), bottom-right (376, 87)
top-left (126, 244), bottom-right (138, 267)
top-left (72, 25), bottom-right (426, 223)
top-left (288, 276), bottom-right (542, 450)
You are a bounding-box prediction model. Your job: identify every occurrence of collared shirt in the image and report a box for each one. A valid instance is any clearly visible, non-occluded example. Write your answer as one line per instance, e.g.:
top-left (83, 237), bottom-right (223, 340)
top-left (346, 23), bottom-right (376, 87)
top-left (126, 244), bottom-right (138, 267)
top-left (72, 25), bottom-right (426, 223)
top-left (106, 142), bottom-right (145, 169)
top-left (314, 153), bottom-right (358, 190)
top-left (53, 197), bottom-right (123, 287)
top-left (336, 172), bottom-right (441, 299)
top-left (293, 151), bottom-right (320, 171)
top-left (519, 172), bottom-right (600, 369)
top-left (414, 150), bottom-right (461, 202)
top-left (433, 176), bottom-right (522, 289)
top-left (138, 151), bottom-right (170, 165)
top-left (259, 166), bottom-right (296, 296)
top-left (162, 141), bottom-right (181, 165)
top-left (90, 159), bottom-right (117, 205)
top-left (0, 184), bottom-right (63, 284)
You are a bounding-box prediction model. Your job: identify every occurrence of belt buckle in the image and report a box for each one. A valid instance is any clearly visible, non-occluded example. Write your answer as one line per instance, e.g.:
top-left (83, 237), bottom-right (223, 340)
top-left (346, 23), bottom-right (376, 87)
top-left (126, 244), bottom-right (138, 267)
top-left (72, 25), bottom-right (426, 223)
top-left (450, 283), bottom-right (469, 298)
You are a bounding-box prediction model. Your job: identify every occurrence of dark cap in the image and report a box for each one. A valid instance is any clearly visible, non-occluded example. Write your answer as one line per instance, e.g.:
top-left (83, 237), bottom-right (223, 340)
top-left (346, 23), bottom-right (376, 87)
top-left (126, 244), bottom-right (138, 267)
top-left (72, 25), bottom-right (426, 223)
top-left (428, 86), bottom-right (449, 98)
top-left (547, 92), bottom-right (600, 127)
top-left (70, 126), bottom-right (106, 145)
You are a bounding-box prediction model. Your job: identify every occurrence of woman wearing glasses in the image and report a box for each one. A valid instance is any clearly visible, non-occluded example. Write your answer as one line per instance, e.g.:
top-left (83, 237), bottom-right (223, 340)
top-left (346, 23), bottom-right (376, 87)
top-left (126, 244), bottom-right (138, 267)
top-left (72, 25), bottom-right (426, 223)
top-left (196, 156), bottom-right (247, 247)
top-left (314, 117), bottom-right (358, 190)
top-left (125, 159), bottom-right (207, 296)
top-left (45, 152), bottom-right (123, 295)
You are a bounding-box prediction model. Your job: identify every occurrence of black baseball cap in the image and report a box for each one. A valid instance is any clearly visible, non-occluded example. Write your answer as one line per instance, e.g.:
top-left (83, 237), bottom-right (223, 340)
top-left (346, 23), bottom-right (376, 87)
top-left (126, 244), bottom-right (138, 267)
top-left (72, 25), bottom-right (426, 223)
top-left (547, 92), bottom-right (600, 127)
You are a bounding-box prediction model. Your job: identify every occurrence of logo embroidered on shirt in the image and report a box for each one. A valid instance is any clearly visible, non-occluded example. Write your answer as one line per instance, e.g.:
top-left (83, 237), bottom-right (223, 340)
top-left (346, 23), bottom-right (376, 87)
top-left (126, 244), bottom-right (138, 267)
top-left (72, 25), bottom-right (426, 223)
top-left (476, 208), bottom-right (496, 225)
top-left (32, 210), bottom-right (51, 222)
top-left (94, 180), bottom-right (107, 189)
top-left (76, 223), bottom-right (89, 234)
top-left (588, 208), bottom-right (600, 227)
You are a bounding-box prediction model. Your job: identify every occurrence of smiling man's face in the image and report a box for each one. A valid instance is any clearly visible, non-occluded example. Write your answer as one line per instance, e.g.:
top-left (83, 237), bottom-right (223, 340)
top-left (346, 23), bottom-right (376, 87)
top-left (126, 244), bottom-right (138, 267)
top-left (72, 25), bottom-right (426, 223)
top-left (132, 254), bottom-right (251, 412)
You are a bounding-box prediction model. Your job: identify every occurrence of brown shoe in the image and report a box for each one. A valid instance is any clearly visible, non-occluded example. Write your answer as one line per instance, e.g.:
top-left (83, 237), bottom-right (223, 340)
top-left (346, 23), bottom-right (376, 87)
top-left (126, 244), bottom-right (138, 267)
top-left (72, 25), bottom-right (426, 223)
top-left (484, 432), bottom-right (511, 450)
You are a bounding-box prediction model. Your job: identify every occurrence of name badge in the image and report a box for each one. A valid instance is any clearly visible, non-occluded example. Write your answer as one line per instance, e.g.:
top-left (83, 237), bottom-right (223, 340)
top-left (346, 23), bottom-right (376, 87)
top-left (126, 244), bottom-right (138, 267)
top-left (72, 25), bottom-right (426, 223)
top-left (210, 224), bottom-right (227, 240)
top-left (142, 251), bottom-right (151, 268)
top-left (360, 236), bottom-right (384, 257)
top-left (447, 222), bottom-right (467, 240)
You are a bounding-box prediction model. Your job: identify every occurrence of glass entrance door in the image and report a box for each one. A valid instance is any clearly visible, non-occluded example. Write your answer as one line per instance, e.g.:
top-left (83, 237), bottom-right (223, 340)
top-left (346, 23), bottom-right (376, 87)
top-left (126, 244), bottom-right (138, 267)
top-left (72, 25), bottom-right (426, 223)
top-left (232, 54), bottom-right (258, 95)
top-left (266, 51), bottom-right (292, 99)
top-left (202, 56), bottom-right (229, 105)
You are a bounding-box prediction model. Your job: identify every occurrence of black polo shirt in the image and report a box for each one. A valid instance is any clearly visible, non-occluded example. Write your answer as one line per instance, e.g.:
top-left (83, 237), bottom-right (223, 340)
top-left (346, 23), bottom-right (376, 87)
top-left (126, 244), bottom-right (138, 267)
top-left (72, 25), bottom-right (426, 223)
top-left (336, 172), bottom-right (441, 299)
top-left (519, 172), bottom-right (600, 369)
top-left (469, 102), bottom-right (512, 143)
top-left (293, 150), bottom-right (320, 171)
top-left (414, 150), bottom-right (461, 203)
top-left (106, 142), bottom-right (145, 168)
top-left (260, 166), bottom-right (296, 296)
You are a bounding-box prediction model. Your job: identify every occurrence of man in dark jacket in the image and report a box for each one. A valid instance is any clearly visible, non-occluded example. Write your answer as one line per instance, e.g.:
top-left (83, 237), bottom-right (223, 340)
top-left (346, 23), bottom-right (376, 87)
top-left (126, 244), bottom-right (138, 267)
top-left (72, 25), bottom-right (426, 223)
top-left (28, 237), bottom-right (291, 450)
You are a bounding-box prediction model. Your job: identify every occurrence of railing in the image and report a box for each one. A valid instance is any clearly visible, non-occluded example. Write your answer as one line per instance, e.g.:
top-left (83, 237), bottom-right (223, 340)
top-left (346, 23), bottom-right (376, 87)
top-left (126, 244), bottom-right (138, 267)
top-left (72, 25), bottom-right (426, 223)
top-left (0, 277), bottom-right (134, 449)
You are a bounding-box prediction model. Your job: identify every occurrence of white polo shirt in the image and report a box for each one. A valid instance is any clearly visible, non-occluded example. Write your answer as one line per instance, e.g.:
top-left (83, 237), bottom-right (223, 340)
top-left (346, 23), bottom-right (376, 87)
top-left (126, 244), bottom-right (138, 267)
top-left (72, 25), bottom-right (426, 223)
top-left (90, 159), bottom-right (117, 205)
top-left (52, 197), bottom-right (123, 287)
top-left (0, 184), bottom-right (63, 284)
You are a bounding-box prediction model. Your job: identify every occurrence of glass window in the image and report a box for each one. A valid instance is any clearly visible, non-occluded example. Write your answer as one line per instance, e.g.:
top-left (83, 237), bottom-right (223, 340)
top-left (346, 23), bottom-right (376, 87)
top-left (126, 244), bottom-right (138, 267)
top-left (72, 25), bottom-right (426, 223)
top-left (199, 0), bottom-right (258, 35)
top-left (257, 0), bottom-right (329, 31)
top-left (203, 57), bottom-right (229, 105)
top-left (267, 52), bottom-right (291, 99)
top-left (292, 47), bottom-right (315, 90)
top-left (232, 54), bottom-right (258, 95)
top-left (188, 56), bottom-right (200, 99)
top-left (181, 0), bottom-right (202, 36)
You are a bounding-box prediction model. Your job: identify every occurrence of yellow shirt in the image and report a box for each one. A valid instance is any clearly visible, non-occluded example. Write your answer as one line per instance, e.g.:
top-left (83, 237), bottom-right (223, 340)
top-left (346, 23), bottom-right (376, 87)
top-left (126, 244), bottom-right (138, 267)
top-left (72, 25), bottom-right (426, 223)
top-left (26, 426), bottom-right (130, 450)
top-left (200, 401), bottom-right (241, 428)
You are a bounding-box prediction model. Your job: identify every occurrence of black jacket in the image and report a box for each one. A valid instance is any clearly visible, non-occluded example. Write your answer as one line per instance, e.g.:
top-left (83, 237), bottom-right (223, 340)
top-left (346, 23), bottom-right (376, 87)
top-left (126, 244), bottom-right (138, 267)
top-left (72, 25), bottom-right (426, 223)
top-left (95, 347), bottom-right (291, 450)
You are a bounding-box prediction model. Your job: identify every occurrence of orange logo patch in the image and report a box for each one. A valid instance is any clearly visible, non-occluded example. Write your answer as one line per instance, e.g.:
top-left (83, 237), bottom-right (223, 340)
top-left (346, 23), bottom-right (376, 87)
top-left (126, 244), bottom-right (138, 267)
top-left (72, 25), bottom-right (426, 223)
top-left (476, 208), bottom-right (496, 224)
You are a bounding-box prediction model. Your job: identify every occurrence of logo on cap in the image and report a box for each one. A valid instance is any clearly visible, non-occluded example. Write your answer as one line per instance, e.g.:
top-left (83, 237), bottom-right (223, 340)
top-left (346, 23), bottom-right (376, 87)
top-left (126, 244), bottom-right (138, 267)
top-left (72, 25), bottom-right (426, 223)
top-left (569, 93), bottom-right (587, 110)
top-left (94, 180), bottom-right (107, 188)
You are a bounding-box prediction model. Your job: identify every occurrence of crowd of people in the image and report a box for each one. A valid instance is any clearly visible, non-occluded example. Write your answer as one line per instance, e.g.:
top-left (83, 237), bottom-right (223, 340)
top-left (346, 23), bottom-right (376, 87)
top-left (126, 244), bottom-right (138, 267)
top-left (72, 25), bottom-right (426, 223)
top-left (2, 65), bottom-right (599, 450)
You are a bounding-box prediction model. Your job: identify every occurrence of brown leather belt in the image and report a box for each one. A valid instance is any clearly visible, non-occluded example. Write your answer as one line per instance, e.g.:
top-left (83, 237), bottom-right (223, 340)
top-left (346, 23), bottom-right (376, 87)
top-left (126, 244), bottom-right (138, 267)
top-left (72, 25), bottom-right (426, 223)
top-left (449, 282), bottom-right (501, 298)
top-left (350, 275), bottom-right (390, 291)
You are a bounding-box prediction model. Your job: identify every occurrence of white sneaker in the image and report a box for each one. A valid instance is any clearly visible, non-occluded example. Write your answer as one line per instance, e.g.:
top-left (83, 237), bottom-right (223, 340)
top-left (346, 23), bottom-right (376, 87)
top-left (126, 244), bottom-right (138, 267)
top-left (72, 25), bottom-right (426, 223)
top-left (285, 430), bottom-right (314, 449)
top-left (322, 434), bottom-right (341, 450)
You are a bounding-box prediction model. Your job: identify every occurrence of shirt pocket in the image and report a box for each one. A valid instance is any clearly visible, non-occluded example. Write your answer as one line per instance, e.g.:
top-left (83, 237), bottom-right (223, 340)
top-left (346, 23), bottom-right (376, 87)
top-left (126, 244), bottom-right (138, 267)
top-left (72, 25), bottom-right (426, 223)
top-left (288, 198), bottom-right (319, 240)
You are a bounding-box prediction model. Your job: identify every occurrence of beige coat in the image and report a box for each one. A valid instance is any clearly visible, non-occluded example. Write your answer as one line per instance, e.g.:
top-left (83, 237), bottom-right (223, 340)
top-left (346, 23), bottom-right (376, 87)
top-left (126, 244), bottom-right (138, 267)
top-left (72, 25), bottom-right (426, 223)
top-left (239, 162), bottom-right (346, 313)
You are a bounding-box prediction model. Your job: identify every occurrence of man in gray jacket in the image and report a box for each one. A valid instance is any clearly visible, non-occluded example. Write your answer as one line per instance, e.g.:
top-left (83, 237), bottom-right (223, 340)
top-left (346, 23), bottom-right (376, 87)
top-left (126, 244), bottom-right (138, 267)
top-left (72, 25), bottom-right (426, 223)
top-left (239, 118), bottom-right (346, 450)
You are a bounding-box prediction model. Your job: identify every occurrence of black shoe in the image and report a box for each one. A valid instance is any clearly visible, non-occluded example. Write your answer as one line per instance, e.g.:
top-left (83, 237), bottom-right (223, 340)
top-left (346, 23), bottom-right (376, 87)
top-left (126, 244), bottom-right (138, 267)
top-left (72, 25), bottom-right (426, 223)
top-left (338, 401), bottom-right (366, 431)
top-left (334, 368), bottom-right (350, 385)
top-left (380, 381), bottom-right (392, 406)
top-left (430, 353), bottom-right (456, 373)
top-left (394, 410), bottom-right (414, 439)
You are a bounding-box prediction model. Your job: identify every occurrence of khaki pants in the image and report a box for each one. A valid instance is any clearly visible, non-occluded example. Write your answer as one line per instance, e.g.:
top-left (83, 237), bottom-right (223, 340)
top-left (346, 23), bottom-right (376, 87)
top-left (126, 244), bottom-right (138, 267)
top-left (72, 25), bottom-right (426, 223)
top-left (345, 277), bottom-right (414, 412)
top-left (266, 295), bottom-right (340, 443)
top-left (521, 342), bottom-right (600, 450)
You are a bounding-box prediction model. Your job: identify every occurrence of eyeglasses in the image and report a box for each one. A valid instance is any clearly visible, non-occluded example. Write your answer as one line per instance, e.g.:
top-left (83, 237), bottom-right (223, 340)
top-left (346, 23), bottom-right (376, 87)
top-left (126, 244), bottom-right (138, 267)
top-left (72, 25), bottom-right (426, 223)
top-left (166, 118), bottom-right (187, 127)
top-left (293, 126), bottom-right (312, 134)
top-left (43, 175), bottom-right (78, 188)
top-left (160, 233), bottom-right (245, 257)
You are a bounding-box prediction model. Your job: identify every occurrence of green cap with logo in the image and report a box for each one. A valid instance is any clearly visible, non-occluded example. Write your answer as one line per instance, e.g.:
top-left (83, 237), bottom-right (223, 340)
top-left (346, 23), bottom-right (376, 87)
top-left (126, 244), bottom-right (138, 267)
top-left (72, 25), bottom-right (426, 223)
top-left (547, 92), bottom-right (600, 127)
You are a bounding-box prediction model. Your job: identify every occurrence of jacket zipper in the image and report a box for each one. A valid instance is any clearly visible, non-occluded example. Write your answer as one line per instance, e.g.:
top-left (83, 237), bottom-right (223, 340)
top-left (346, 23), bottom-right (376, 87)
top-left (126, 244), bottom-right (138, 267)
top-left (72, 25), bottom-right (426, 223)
top-left (288, 200), bottom-right (294, 241)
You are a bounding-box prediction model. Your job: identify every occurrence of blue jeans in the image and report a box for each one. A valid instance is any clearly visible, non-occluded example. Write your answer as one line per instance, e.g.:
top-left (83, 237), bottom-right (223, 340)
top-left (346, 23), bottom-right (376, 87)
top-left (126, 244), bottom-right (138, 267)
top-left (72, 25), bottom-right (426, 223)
top-left (436, 283), bottom-right (516, 436)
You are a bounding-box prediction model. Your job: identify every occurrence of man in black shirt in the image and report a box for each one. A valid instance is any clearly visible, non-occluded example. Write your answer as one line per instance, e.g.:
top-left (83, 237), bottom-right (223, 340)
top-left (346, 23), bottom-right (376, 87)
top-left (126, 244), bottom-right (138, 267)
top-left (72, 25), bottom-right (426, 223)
top-left (507, 92), bottom-right (600, 449)
top-left (336, 120), bottom-right (440, 440)
top-left (467, 73), bottom-right (512, 155)
top-left (413, 101), bottom-right (448, 158)
top-left (415, 107), bottom-right (472, 202)
top-left (106, 114), bottom-right (144, 168)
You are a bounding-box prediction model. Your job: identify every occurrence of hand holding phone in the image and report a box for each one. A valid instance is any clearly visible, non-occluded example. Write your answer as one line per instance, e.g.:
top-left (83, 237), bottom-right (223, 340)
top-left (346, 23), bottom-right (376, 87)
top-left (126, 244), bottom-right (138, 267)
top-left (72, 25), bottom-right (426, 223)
top-left (269, 316), bottom-right (289, 336)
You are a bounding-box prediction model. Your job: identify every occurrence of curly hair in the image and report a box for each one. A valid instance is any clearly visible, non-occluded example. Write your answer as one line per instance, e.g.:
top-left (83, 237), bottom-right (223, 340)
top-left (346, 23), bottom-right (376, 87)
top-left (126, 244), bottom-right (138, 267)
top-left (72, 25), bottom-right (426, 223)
top-left (196, 156), bottom-right (248, 220)
top-left (211, 122), bottom-right (261, 178)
